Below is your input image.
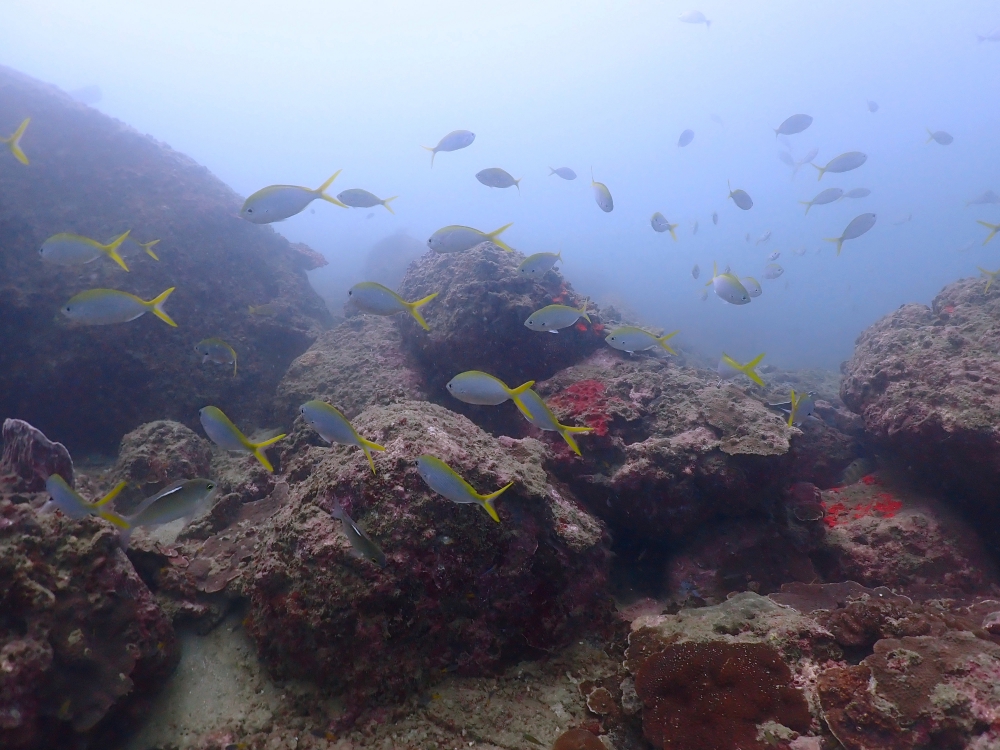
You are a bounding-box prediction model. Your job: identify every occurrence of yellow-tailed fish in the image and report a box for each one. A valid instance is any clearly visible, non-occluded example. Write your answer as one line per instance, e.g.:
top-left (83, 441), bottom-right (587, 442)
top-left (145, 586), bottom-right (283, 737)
top-left (705, 262), bottom-right (751, 305)
top-left (117, 479), bottom-right (218, 548)
top-left (515, 388), bottom-right (593, 455)
top-left (591, 169), bottom-right (613, 212)
top-left (605, 326), bottom-right (678, 354)
top-left (61, 287), bottom-right (176, 326)
top-left (41, 474), bottom-right (129, 528)
top-left (824, 213), bottom-right (876, 255)
top-left (518, 250), bottom-right (562, 277)
top-left (422, 130), bottom-right (475, 167)
top-left (774, 114), bottom-right (813, 137)
top-left (812, 152), bottom-right (867, 181)
top-left (415, 455), bottom-right (510, 523)
top-left (549, 167), bottom-right (576, 180)
top-left (2, 118), bottom-right (30, 165)
top-left (348, 282), bottom-right (438, 330)
top-left (299, 400), bottom-right (385, 474)
top-left (978, 266), bottom-right (1000, 292)
top-left (240, 171), bottom-right (347, 224)
top-left (717, 353), bottom-right (766, 387)
top-left (799, 188), bottom-right (843, 214)
top-left (428, 223), bottom-right (514, 253)
top-left (446, 371), bottom-right (535, 417)
top-left (119, 236), bottom-right (161, 260)
top-left (524, 302), bottom-right (590, 333)
top-left (650, 213), bottom-right (678, 239)
top-left (926, 128), bottom-right (953, 145)
top-left (476, 168), bottom-right (521, 193)
top-left (40, 231), bottom-right (131, 271)
top-left (336, 189), bottom-right (397, 213)
top-left (727, 180), bottom-right (753, 210)
top-left (742, 277), bottom-right (763, 297)
top-left (978, 221), bottom-right (1000, 246)
top-left (331, 498), bottom-right (386, 568)
top-left (198, 406), bottom-right (286, 472)
top-left (679, 10), bottom-right (711, 27)
top-left (195, 338), bottom-right (238, 377)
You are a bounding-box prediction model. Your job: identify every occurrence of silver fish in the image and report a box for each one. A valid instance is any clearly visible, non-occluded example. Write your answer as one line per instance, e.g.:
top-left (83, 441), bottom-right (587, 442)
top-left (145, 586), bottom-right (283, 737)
top-left (549, 167), bottom-right (576, 180)
top-left (476, 167), bottom-right (521, 192)
top-left (825, 213), bottom-right (877, 255)
top-left (774, 114), bottom-right (813, 137)
top-left (728, 181), bottom-right (753, 210)
top-left (712, 211), bottom-right (719, 225)
top-left (767, 251), bottom-right (780, 261)
top-left (678, 129), bottom-right (694, 147)
top-left (331, 499), bottom-right (386, 568)
top-left (692, 264), bottom-right (700, 279)
top-left (966, 190), bottom-right (1000, 207)
top-left (762, 263), bottom-right (784, 279)
top-left (813, 152), bottom-right (867, 180)
top-left (867, 100), bottom-right (879, 113)
top-left (842, 187), bottom-right (871, 199)
top-left (800, 187), bottom-right (844, 214)
top-left (423, 130), bottom-right (475, 167)
top-left (756, 230), bottom-right (771, 245)
top-left (926, 129), bottom-right (953, 146)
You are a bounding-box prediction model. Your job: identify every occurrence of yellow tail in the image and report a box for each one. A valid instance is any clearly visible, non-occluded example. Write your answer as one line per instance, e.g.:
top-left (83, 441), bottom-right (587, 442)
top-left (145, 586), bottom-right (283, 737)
top-left (407, 292), bottom-right (439, 331)
top-left (249, 433), bottom-right (286, 473)
top-left (978, 221), bottom-right (1000, 245)
top-left (657, 330), bottom-right (679, 355)
top-left (93, 480), bottom-right (128, 507)
top-left (577, 298), bottom-right (592, 323)
top-left (359, 437), bottom-right (386, 474)
top-left (978, 267), bottom-right (1000, 292)
top-left (514, 178), bottom-right (521, 195)
top-left (148, 287), bottom-right (178, 327)
top-left (799, 201), bottom-right (812, 215)
top-left (669, 225), bottom-right (677, 241)
top-left (103, 230), bottom-right (131, 271)
top-left (508, 380), bottom-right (535, 396)
top-left (475, 481), bottom-right (513, 523)
top-left (4, 118), bottom-right (30, 165)
top-left (558, 425), bottom-right (593, 456)
top-left (317, 170), bottom-right (347, 207)
top-left (812, 163), bottom-right (826, 181)
top-left (141, 239), bottom-right (161, 260)
top-left (823, 236), bottom-right (845, 255)
top-left (723, 353), bottom-right (765, 387)
top-left (422, 145), bottom-right (436, 167)
top-left (382, 196), bottom-right (398, 214)
top-left (487, 222), bottom-right (515, 252)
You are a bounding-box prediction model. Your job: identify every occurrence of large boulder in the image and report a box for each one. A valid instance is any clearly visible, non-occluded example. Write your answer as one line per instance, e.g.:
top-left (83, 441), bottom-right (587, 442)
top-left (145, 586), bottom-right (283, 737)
top-left (246, 400), bottom-right (611, 714)
top-left (0, 65), bottom-right (331, 453)
top-left (841, 276), bottom-right (1000, 534)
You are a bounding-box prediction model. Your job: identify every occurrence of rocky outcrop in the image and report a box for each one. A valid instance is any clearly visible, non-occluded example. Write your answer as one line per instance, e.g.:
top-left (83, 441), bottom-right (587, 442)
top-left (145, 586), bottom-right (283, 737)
top-left (0, 65), bottom-right (331, 453)
top-left (0, 418), bottom-right (73, 492)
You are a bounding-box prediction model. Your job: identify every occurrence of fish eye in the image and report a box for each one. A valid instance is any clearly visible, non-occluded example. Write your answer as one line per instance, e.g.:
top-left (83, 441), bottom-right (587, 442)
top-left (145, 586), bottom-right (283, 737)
top-left (348, 290), bottom-right (352, 295)
top-left (246, 208), bottom-right (253, 213)
top-left (207, 483), bottom-right (215, 489)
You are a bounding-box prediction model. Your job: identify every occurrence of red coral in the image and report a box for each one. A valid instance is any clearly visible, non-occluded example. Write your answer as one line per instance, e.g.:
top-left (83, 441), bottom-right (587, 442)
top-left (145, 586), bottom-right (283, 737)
top-left (547, 380), bottom-right (611, 436)
top-left (634, 642), bottom-right (811, 750)
top-left (824, 502), bottom-right (847, 528)
top-left (873, 494), bottom-right (903, 518)
top-left (861, 475), bottom-right (880, 486)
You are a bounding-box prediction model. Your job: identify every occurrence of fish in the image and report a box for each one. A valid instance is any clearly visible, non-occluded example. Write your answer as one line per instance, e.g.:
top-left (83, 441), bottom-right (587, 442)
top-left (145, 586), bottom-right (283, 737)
top-left (605, 326), bottom-right (678, 355)
top-left (692, 264), bottom-right (700, 279)
top-left (824, 213), bottom-right (877, 255)
top-left (966, 190), bottom-right (1000, 206)
top-left (727, 181), bottom-right (753, 210)
top-left (978, 266), bottom-right (1000, 291)
top-left (348, 282), bottom-right (439, 330)
top-left (839, 457), bottom-right (877, 486)
top-left (892, 213), bottom-right (912, 226)
top-left (240, 171), bottom-right (347, 223)
top-left (61, 287), bottom-right (177, 327)
top-left (248, 303), bottom-right (277, 316)
top-left (422, 130), bottom-right (475, 166)
top-left (198, 406), bottom-right (286, 472)
top-left (710, 113), bottom-right (724, 126)
top-left (699, 288), bottom-right (708, 301)
top-left (799, 187), bottom-right (844, 214)
top-left (842, 188), bottom-right (871, 200)
top-left (778, 151), bottom-right (796, 168)
top-left (867, 100), bottom-right (879, 113)
top-left (549, 167), bottom-right (577, 180)
top-left (428, 223), bottom-right (514, 253)
top-left (195, 338), bottom-right (237, 377)
top-left (524, 302), bottom-right (590, 333)
top-left (679, 10), bottom-right (711, 28)
top-left (678, 129), bottom-right (695, 147)
top-left (476, 167), bottom-right (521, 192)
top-left (300, 400), bottom-right (385, 473)
top-left (762, 264), bottom-right (783, 279)
top-left (978, 28), bottom-right (1000, 42)
top-left (331, 499), bottom-right (386, 568)
top-left (692, 220), bottom-right (699, 235)
top-left (40, 231), bottom-right (131, 271)
top-left (756, 230), bottom-right (771, 245)
top-left (717, 353), bottom-right (766, 387)
top-left (116, 479), bottom-right (218, 547)
top-left (712, 211), bottom-right (719, 225)
top-left (791, 246), bottom-right (807, 256)
top-left (706, 263), bottom-right (751, 305)
top-left (774, 114), bottom-right (813, 137)
top-left (770, 390), bottom-right (817, 426)
top-left (793, 148), bottom-right (820, 176)
top-left (926, 129), bottom-right (953, 146)
top-left (514, 389), bottom-right (593, 455)
top-left (978, 221), bottom-right (1000, 245)
top-left (366, 212), bottom-right (374, 219)
top-left (1, 118), bottom-right (30, 165)
top-left (812, 152), bottom-right (867, 181)
top-left (119, 236), bottom-right (161, 261)
top-left (742, 277), bottom-right (763, 297)
top-left (40, 474), bottom-right (128, 528)
top-left (416, 455), bottom-right (510, 523)
top-left (767, 251), bottom-right (780, 261)
top-left (446, 371), bottom-right (535, 417)
top-left (336, 189), bottom-right (397, 213)
top-left (650, 212), bottom-right (678, 239)
top-left (591, 170), bottom-right (613, 212)
top-left (518, 251), bottom-right (562, 277)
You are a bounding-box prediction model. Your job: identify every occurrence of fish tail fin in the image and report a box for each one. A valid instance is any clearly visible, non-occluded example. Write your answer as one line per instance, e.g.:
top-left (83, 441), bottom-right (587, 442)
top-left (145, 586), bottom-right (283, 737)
top-left (317, 170), bottom-right (348, 207)
top-left (705, 18), bottom-right (711, 28)
top-left (422, 145), bottom-right (436, 167)
top-left (148, 287), bottom-right (178, 327)
top-left (143, 239), bottom-right (161, 260)
top-left (556, 249), bottom-right (562, 261)
top-left (359, 437), bottom-right (386, 475)
top-left (515, 178), bottom-right (521, 194)
top-left (657, 330), bottom-right (679, 354)
top-left (744, 353), bottom-right (766, 387)
top-left (578, 298), bottom-right (591, 322)
top-left (549, 167), bottom-right (556, 175)
top-left (4, 118), bottom-right (30, 164)
top-left (925, 128), bottom-right (934, 143)
top-left (823, 236), bottom-right (844, 255)
top-left (93, 480), bottom-right (128, 507)
top-left (381, 196), bottom-right (397, 214)
top-left (407, 292), bottom-right (439, 330)
top-left (558, 425), bottom-right (593, 455)
top-left (507, 382), bottom-right (537, 419)
top-left (477, 482), bottom-right (513, 522)
top-left (799, 201), bottom-right (812, 215)
top-left (508, 380), bottom-right (535, 397)
top-left (103, 230), bottom-right (131, 271)
top-left (99, 509), bottom-right (131, 530)
top-left (978, 221), bottom-right (1000, 245)
top-left (249, 433), bottom-right (286, 472)
top-left (669, 225), bottom-right (677, 241)
top-left (812, 163), bottom-right (825, 180)
top-left (488, 222), bottom-right (515, 252)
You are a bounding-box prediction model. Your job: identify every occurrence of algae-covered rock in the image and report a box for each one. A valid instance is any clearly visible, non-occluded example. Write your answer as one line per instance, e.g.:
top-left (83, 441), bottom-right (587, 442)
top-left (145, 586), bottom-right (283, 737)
top-left (247, 400), bottom-right (611, 710)
top-left (0, 65), bottom-right (331, 453)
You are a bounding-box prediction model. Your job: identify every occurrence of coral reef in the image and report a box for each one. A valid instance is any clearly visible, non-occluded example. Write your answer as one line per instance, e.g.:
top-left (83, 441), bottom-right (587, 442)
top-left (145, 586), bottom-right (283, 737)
top-left (245, 400), bottom-right (611, 714)
top-left (1, 418), bottom-right (73, 492)
top-left (0, 65), bottom-right (331, 453)
top-left (0, 495), bottom-right (177, 749)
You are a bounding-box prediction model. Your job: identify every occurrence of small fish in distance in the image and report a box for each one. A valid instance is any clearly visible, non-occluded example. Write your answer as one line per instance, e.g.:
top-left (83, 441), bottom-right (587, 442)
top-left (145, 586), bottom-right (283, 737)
top-left (422, 130), bottom-right (475, 167)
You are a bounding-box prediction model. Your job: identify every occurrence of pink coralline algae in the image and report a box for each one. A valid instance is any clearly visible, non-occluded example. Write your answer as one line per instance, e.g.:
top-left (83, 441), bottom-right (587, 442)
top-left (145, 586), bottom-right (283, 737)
top-left (547, 379), bottom-right (614, 436)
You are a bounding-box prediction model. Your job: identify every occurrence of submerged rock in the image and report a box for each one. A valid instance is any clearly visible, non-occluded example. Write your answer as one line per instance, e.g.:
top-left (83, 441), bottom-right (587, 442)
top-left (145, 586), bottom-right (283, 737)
top-left (0, 65), bottom-right (331, 453)
top-left (0, 418), bottom-right (73, 492)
